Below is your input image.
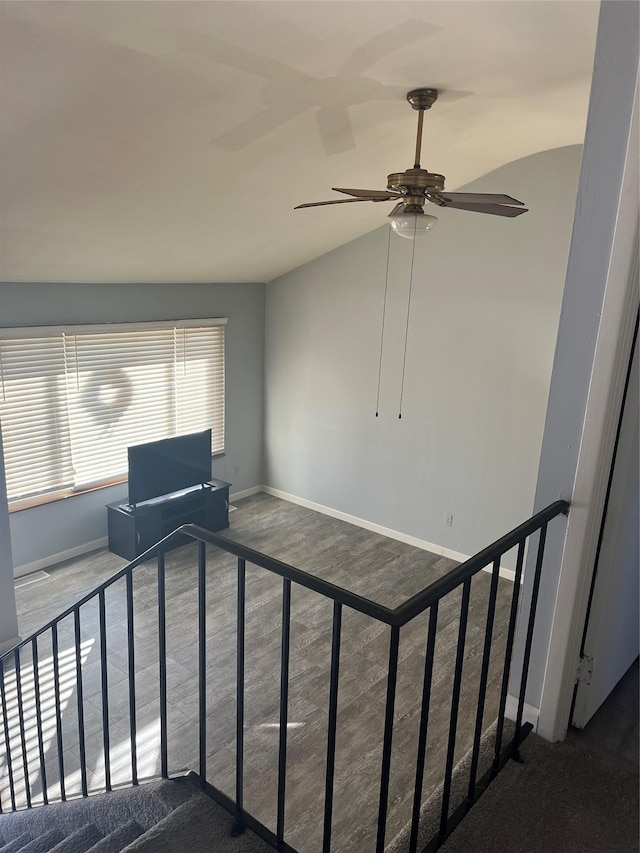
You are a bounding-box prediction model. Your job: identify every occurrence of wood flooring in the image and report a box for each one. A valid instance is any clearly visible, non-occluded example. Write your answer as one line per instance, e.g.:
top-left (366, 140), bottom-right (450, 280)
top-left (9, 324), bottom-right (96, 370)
top-left (3, 493), bottom-right (518, 853)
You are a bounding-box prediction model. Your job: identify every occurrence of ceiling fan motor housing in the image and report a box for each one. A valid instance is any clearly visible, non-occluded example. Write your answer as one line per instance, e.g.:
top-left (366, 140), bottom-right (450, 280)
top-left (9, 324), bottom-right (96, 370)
top-left (387, 168), bottom-right (445, 204)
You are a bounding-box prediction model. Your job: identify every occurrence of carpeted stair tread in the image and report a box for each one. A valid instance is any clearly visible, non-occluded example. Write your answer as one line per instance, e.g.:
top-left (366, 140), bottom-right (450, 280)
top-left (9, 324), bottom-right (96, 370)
top-left (0, 834), bottom-right (34, 853)
top-left (121, 793), bottom-right (274, 852)
top-left (49, 824), bottom-right (103, 853)
top-left (0, 780), bottom-right (193, 841)
top-left (0, 778), bottom-right (268, 853)
top-left (16, 829), bottom-right (65, 853)
top-left (85, 821), bottom-right (144, 853)
top-left (387, 718), bottom-right (514, 853)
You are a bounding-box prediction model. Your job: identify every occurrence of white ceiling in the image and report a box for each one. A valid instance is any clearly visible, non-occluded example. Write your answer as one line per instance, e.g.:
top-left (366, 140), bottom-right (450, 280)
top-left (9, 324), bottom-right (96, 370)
top-left (0, 1), bottom-right (599, 285)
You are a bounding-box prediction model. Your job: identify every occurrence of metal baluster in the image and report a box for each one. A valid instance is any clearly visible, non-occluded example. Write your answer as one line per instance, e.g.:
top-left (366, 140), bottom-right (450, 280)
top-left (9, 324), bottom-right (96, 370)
top-left (98, 591), bottom-right (111, 791)
top-left (515, 524), bottom-right (548, 751)
top-left (322, 601), bottom-right (342, 853)
top-left (232, 557), bottom-right (246, 836)
top-left (51, 624), bottom-right (66, 801)
top-left (74, 608), bottom-right (88, 797)
top-left (30, 637), bottom-right (48, 804)
top-left (467, 558), bottom-right (501, 801)
top-left (439, 578), bottom-right (471, 839)
top-left (14, 649), bottom-right (31, 808)
top-left (198, 541), bottom-right (207, 786)
top-left (125, 571), bottom-right (138, 786)
top-left (276, 579), bottom-right (292, 847)
top-left (0, 658), bottom-right (16, 810)
top-left (409, 602), bottom-right (439, 853)
top-left (493, 540), bottom-right (526, 771)
top-left (375, 625), bottom-right (401, 853)
top-left (157, 552), bottom-right (168, 778)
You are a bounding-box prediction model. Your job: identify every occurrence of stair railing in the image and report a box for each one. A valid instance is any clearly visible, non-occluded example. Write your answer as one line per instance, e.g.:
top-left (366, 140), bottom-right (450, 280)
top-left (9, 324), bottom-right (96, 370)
top-left (0, 499), bottom-right (569, 853)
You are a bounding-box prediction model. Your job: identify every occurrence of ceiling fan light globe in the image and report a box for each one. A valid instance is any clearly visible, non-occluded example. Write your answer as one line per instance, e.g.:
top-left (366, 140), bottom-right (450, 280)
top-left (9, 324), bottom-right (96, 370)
top-left (389, 212), bottom-right (438, 239)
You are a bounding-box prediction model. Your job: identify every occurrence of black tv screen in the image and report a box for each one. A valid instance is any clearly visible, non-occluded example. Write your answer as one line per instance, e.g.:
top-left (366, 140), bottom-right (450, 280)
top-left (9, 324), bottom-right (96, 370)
top-left (127, 429), bottom-right (212, 505)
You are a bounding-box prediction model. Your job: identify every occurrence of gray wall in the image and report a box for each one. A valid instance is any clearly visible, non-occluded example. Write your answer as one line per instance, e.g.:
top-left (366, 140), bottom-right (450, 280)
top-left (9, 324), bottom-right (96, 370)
top-left (264, 146), bottom-right (582, 561)
top-left (0, 281), bottom-right (265, 569)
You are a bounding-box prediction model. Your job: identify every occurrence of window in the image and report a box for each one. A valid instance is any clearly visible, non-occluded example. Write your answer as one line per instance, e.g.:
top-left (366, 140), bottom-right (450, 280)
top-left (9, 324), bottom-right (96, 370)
top-left (0, 319), bottom-right (225, 508)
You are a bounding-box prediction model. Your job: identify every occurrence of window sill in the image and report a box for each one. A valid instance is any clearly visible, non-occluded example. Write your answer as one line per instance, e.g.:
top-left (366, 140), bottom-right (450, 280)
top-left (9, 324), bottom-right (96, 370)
top-left (9, 477), bottom-right (127, 514)
top-left (8, 452), bottom-right (225, 513)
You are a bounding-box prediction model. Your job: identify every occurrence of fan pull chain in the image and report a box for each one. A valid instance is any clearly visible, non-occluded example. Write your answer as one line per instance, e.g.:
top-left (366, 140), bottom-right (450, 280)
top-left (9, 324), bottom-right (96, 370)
top-left (398, 218), bottom-right (418, 418)
top-left (375, 227), bottom-right (393, 417)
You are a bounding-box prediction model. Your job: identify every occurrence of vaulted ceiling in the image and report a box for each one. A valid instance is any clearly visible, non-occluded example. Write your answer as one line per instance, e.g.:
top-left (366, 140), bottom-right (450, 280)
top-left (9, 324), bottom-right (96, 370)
top-left (0, 1), bottom-right (599, 284)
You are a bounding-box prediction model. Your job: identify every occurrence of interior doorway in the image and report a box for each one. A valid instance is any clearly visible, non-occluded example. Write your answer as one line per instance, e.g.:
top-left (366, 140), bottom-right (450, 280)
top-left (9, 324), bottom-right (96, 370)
top-left (571, 309), bottom-right (639, 729)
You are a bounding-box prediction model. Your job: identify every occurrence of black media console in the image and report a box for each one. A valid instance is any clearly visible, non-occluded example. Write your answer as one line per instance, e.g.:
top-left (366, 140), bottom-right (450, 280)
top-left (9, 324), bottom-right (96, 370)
top-left (106, 478), bottom-right (230, 561)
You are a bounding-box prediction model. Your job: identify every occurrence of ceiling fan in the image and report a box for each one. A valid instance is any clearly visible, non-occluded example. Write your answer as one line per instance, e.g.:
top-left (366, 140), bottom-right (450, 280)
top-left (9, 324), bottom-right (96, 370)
top-left (295, 88), bottom-right (528, 236)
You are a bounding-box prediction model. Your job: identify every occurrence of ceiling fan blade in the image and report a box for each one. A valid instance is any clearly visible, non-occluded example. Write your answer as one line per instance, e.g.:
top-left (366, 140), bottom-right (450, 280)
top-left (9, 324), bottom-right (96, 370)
top-left (434, 192), bottom-right (526, 206)
top-left (333, 187), bottom-right (401, 199)
top-left (295, 197), bottom-right (377, 209)
top-left (437, 200), bottom-right (529, 217)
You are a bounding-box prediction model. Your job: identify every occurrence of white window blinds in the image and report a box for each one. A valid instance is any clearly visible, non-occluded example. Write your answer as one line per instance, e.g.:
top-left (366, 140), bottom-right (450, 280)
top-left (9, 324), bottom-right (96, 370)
top-left (0, 320), bottom-right (225, 506)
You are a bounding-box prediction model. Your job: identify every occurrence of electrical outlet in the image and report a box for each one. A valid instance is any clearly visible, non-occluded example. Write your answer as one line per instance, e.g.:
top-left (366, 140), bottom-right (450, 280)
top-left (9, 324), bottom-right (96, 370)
top-left (444, 513), bottom-right (453, 527)
top-left (234, 465), bottom-right (240, 475)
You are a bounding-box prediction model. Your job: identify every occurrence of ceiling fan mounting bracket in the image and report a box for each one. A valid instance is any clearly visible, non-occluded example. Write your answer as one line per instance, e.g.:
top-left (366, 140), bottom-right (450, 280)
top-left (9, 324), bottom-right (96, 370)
top-left (406, 88), bottom-right (438, 111)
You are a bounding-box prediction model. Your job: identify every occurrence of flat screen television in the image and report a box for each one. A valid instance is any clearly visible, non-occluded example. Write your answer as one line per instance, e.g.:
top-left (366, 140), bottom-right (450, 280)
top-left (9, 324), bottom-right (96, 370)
top-left (127, 429), bottom-right (212, 505)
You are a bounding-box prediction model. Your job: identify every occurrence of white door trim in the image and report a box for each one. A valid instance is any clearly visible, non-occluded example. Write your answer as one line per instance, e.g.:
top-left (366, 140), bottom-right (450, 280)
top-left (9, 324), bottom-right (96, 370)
top-left (536, 71), bottom-right (639, 742)
top-left (571, 319), bottom-right (639, 728)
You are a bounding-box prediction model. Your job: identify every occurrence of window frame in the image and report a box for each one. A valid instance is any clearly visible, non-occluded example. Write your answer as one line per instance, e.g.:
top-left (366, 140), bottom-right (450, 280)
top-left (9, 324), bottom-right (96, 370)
top-left (0, 318), bottom-right (227, 512)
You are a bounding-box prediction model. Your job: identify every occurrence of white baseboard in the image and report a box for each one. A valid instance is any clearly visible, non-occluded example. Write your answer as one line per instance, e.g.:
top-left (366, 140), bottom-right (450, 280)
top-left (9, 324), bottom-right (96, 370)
top-left (13, 537), bottom-right (109, 579)
top-left (261, 486), bottom-right (515, 582)
top-left (12, 485), bottom-right (516, 586)
top-left (11, 489), bottom-right (260, 579)
top-left (230, 485), bottom-right (263, 501)
top-left (505, 694), bottom-right (539, 731)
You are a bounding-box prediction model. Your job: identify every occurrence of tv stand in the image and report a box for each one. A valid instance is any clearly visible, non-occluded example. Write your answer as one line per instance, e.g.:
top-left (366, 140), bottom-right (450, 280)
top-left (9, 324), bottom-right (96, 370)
top-left (107, 478), bottom-right (230, 561)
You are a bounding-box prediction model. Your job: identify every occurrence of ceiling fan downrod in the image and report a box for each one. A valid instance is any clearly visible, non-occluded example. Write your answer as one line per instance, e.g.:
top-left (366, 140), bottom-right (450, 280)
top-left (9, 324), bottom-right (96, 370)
top-left (406, 88), bottom-right (438, 169)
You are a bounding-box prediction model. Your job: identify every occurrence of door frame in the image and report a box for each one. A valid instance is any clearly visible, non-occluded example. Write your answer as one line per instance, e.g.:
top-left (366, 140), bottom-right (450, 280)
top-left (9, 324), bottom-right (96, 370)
top-left (571, 307), bottom-right (639, 728)
top-left (536, 69), bottom-right (639, 741)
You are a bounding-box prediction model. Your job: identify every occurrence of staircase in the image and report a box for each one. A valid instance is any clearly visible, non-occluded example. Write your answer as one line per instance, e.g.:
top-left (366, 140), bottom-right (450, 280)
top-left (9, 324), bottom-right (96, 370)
top-left (1, 502), bottom-right (570, 853)
top-left (0, 777), bottom-right (271, 853)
